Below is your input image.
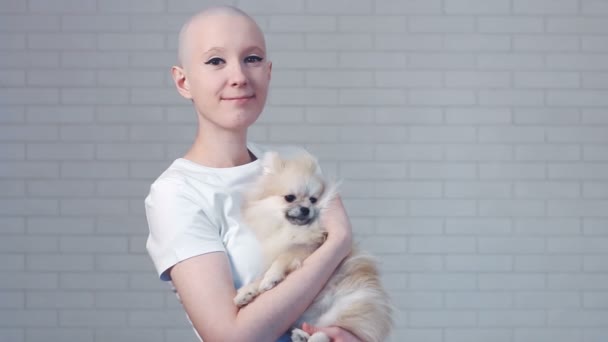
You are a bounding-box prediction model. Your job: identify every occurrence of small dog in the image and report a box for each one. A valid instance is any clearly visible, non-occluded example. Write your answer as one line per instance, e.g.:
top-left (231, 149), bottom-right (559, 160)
top-left (234, 151), bottom-right (393, 342)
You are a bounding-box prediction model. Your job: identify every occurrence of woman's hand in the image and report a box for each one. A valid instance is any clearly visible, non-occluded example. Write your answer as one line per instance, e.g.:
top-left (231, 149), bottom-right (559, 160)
top-left (301, 322), bottom-right (362, 342)
top-left (320, 195), bottom-right (353, 256)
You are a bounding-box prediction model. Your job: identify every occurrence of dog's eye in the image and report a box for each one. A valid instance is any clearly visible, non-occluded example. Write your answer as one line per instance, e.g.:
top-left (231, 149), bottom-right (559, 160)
top-left (284, 194), bottom-right (296, 203)
top-left (309, 197), bottom-right (317, 204)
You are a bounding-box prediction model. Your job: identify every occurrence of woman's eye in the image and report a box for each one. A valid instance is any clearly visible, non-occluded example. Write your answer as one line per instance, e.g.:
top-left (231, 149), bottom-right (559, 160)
top-left (284, 194), bottom-right (296, 203)
top-left (309, 197), bottom-right (317, 204)
top-left (244, 55), bottom-right (263, 63)
top-left (205, 57), bottom-right (225, 66)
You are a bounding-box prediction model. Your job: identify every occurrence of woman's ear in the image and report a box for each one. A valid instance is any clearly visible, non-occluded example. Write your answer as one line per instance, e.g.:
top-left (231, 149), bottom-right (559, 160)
top-left (171, 65), bottom-right (192, 100)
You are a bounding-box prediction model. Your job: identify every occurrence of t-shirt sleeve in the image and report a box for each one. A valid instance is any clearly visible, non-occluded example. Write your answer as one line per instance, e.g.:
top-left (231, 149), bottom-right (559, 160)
top-left (145, 178), bottom-right (226, 281)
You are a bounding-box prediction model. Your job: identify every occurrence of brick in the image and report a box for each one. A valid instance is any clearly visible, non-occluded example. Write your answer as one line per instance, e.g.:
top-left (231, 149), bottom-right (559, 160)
top-left (306, 33), bottom-right (373, 50)
top-left (99, 0), bottom-right (165, 13)
top-left (547, 54), bottom-right (608, 70)
top-left (27, 143), bottom-right (94, 161)
top-left (548, 200), bottom-right (608, 217)
top-left (444, 34), bottom-right (511, 51)
top-left (26, 329), bottom-right (93, 342)
top-left (479, 163), bottom-right (545, 180)
top-left (269, 16), bottom-right (336, 32)
top-left (305, 107), bottom-right (373, 124)
top-left (445, 181), bottom-right (511, 199)
top-left (62, 52), bottom-right (129, 68)
top-left (268, 89), bottom-right (338, 105)
top-left (478, 237), bottom-right (545, 254)
top-left (61, 15), bottom-right (129, 32)
top-left (410, 16), bottom-right (474, 32)
top-left (28, 34), bottom-right (96, 50)
top-left (515, 72), bottom-right (580, 88)
top-left (515, 292), bottom-right (580, 309)
top-left (0, 200), bottom-right (58, 216)
top-left (479, 127), bottom-right (545, 143)
top-left (548, 310), bottom-right (608, 327)
top-left (479, 274), bottom-right (545, 290)
top-left (60, 273), bottom-right (128, 290)
top-left (95, 329), bottom-right (164, 342)
top-left (547, 128), bottom-right (608, 143)
top-left (60, 311), bottom-right (127, 327)
top-left (0, 15), bottom-right (58, 31)
top-left (584, 182), bottom-right (608, 198)
top-left (392, 291), bottom-right (442, 309)
top-left (340, 162), bottom-right (406, 180)
top-left (515, 35), bottom-right (580, 52)
top-left (0, 273), bottom-right (58, 289)
top-left (514, 108), bottom-right (580, 125)
top-left (338, 16), bottom-right (406, 32)
top-left (376, 0), bottom-right (442, 14)
top-left (478, 54), bottom-right (543, 69)
top-left (26, 292), bottom-right (93, 309)
top-left (96, 143), bottom-right (164, 160)
top-left (374, 181), bottom-right (442, 198)
top-left (0, 0), bottom-right (25, 12)
top-left (95, 292), bottom-right (163, 309)
top-left (514, 0), bottom-right (579, 14)
top-left (339, 52), bottom-right (405, 69)
top-left (445, 0), bottom-right (510, 13)
top-left (0, 310), bottom-right (57, 327)
top-left (410, 237), bottom-right (476, 253)
top-left (0, 180), bottom-right (24, 197)
top-left (376, 107), bottom-right (442, 124)
top-left (584, 293), bottom-right (608, 308)
top-left (29, 0), bottom-right (95, 12)
top-left (446, 329), bottom-right (512, 342)
top-left (61, 88), bottom-right (129, 105)
top-left (339, 89), bottom-right (406, 105)
top-left (128, 310), bottom-right (191, 327)
top-left (549, 274), bottom-right (608, 290)
top-left (445, 145), bottom-right (513, 161)
top-left (446, 218), bottom-right (512, 235)
top-left (60, 199), bottom-right (130, 216)
top-left (410, 310), bottom-right (476, 327)
top-left (0, 70), bottom-right (25, 86)
top-left (515, 181), bottom-right (580, 198)
top-left (0, 255), bottom-right (24, 271)
top-left (376, 218), bottom-right (443, 235)
top-left (479, 310), bottom-right (545, 327)
top-left (27, 255), bottom-right (94, 272)
top-left (61, 162), bottom-right (128, 179)
top-left (0, 143), bottom-right (25, 160)
top-left (27, 217), bottom-right (94, 235)
top-left (480, 90), bottom-right (544, 106)
top-left (376, 70), bottom-right (442, 87)
top-left (375, 33), bottom-right (442, 51)
top-left (514, 218), bottom-right (580, 236)
top-left (27, 106), bottom-right (94, 123)
top-left (0, 217), bottom-right (25, 234)
top-left (478, 17), bottom-right (543, 33)
top-left (410, 163), bottom-right (477, 180)
top-left (446, 255), bottom-right (512, 272)
top-left (515, 329), bottom-right (583, 342)
top-left (376, 144), bottom-right (443, 161)
top-left (548, 237), bottom-right (608, 253)
top-left (583, 72), bottom-right (608, 88)
top-left (445, 71), bottom-right (510, 88)
top-left (515, 255), bottom-right (582, 272)
top-left (0, 292), bottom-right (23, 308)
top-left (409, 53), bottom-right (476, 68)
top-left (410, 200), bottom-right (477, 217)
top-left (410, 126), bottom-right (476, 142)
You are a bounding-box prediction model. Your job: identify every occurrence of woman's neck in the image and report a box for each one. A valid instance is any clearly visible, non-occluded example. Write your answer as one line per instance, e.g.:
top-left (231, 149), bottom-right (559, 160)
top-left (183, 129), bottom-right (253, 168)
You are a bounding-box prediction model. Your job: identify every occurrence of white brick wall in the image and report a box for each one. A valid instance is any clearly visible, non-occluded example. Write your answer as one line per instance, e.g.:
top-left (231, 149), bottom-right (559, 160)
top-left (1, 0), bottom-right (607, 341)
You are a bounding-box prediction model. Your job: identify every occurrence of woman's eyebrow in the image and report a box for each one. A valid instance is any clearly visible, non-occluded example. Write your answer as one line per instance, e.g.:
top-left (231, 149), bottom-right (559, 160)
top-left (202, 47), bottom-right (225, 56)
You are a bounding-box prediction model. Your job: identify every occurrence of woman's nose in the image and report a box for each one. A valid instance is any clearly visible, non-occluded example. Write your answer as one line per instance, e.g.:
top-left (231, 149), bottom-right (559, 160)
top-left (229, 63), bottom-right (248, 87)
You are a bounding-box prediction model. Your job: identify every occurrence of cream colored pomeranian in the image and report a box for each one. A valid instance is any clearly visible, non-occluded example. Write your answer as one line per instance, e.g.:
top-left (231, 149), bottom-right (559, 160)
top-left (234, 151), bottom-right (393, 342)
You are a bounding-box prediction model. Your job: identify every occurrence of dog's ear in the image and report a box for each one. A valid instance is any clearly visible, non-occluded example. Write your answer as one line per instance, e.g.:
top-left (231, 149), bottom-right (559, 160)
top-left (262, 151), bottom-right (283, 175)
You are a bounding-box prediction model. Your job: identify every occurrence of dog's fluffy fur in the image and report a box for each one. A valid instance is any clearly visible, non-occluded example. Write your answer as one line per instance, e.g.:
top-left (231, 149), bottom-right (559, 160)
top-left (234, 151), bottom-right (393, 342)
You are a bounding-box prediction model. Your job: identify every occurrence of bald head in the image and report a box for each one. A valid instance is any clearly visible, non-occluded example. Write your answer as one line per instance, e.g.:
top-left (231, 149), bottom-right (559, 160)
top-left (177, 6), bottom-right (265, 68)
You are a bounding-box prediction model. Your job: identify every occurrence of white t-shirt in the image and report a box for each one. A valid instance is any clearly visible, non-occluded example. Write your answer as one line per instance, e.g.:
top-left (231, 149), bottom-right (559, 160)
top-left (145, 142), bottom-right (305, 288)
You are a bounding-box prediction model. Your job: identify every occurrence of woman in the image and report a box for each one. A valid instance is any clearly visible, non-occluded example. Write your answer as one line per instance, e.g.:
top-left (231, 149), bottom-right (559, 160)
top-left (145, 6), bottom-right (362, 342)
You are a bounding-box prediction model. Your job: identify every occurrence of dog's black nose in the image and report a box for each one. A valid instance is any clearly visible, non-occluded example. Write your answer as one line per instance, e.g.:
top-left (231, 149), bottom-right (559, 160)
top-left (300, 207), bottom-right (310, 216)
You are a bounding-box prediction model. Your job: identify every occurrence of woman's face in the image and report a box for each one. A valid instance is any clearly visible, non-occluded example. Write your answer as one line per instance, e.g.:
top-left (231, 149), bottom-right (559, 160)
top-left (177, 14), bottom-right (271, 132)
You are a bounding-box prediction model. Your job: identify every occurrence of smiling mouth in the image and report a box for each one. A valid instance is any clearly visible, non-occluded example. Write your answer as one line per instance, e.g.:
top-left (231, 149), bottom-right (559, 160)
top-left (222, 95), bottom-right (255, 101)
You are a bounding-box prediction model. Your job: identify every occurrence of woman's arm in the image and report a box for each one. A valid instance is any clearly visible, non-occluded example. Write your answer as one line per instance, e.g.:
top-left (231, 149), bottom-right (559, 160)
top-left (171, 197), bottom-right (352, 342)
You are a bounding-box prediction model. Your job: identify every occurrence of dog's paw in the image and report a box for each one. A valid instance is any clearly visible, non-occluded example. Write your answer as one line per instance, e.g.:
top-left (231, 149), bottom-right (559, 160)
top-left (259, 271), bottom-right (284, 292)
top-left (291, 328), bottom-right (310, 342)
top-left (233, 285), bottom-right (258, 308)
